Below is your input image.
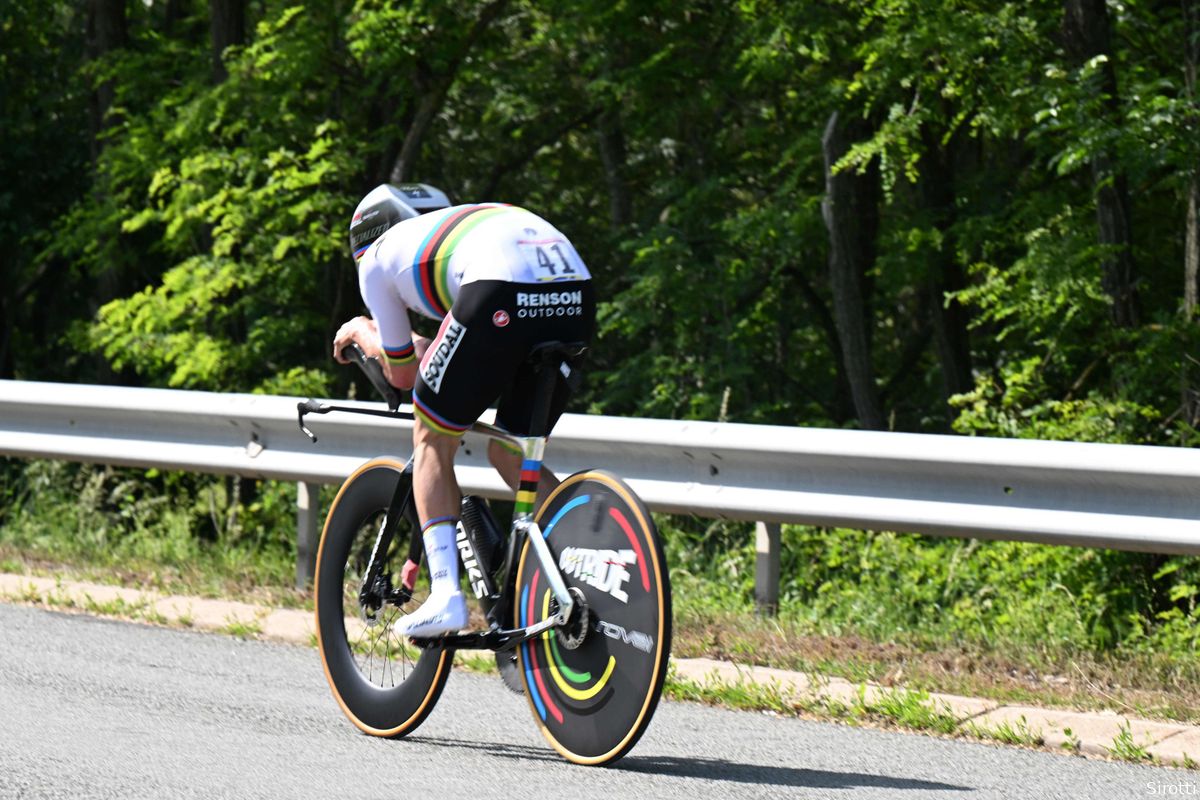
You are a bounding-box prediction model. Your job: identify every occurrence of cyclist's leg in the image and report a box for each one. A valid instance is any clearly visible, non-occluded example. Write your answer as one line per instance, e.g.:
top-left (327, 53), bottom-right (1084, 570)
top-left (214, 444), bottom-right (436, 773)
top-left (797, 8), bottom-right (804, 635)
top-left (487, 439), bottom-right (559, 498)
top-left (400, 282), bottom-right (533, 636)
top-left (397, 417), bottom-right (469, 638)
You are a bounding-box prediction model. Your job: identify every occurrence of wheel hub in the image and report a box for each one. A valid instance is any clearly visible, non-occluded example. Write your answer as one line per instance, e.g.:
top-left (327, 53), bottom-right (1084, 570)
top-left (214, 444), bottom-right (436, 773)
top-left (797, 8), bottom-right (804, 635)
top-left (555, 586), bottom-right (590, 650)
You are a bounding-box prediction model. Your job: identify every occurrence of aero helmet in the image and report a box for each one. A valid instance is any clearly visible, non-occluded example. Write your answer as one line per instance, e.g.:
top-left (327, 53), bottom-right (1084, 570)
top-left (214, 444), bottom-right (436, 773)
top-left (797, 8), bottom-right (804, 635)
top-left (348, 183), bottom-right (452, 262)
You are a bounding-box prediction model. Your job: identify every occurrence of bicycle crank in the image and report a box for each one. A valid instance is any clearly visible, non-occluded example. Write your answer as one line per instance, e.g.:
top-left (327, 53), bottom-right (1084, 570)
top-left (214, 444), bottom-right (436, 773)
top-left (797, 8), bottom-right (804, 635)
top-left (553, 586), bottom-right (590, 651)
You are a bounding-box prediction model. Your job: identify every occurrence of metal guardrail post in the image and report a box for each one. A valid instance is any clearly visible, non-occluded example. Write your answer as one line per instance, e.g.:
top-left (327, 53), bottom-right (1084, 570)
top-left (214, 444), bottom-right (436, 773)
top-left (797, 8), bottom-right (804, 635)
top-left (295, 481), bottom-right (320, 589)
top-left (755, 521), bottom-right (781, 615)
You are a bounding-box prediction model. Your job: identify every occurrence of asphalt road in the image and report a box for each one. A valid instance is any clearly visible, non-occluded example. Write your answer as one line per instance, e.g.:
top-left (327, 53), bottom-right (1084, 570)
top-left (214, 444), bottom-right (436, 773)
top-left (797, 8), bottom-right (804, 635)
top-left (0, 603), bottom-right (1188, 799)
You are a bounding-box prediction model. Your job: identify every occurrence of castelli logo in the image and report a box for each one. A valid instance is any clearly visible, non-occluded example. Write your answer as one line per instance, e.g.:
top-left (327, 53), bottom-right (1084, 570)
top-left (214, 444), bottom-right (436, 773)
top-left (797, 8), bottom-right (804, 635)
top-left (492, 310), bottom-right (510, 327)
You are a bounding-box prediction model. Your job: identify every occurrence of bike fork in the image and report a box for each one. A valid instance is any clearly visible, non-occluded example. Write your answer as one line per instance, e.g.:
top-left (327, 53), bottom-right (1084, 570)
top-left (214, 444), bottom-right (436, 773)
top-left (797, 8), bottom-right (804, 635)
top-left (360, 459), bottom-right (419, 610)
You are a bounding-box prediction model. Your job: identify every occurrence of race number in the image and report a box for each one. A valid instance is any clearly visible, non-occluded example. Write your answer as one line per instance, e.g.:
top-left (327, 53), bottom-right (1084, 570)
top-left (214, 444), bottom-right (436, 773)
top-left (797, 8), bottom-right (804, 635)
top-left (518, 238), bottom-right (585, 282)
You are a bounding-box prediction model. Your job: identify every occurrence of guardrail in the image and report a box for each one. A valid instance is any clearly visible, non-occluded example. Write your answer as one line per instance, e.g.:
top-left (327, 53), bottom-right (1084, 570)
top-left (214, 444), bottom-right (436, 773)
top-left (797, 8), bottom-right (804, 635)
top-left (2, 380), bottom-right (1199, 609)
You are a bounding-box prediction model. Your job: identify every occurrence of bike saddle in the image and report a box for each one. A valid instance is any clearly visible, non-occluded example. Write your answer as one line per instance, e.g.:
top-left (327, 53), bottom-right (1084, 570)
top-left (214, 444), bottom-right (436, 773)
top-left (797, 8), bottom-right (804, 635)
top-left (526, 340), bottom-right (588, 367)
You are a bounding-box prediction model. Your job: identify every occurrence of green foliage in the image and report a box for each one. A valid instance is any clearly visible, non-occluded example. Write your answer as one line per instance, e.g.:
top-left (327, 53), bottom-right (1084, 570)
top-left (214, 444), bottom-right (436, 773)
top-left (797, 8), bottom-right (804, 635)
top-left (0, 459), bottom-right (297, 591)
top-left (2, 0), bottom-right (1194, 437)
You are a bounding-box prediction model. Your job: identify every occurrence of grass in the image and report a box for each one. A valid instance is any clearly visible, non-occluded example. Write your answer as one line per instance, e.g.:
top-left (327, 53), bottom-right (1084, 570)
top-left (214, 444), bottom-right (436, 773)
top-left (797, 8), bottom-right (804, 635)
top-left (966, 715), bottom-right (1044, 748)
top-left (1106, 721), bottom-right (1153, 763)
top-left (5, 580), bottom-right (182, 631)
top-left (220, 616), bottom-right (263, 639)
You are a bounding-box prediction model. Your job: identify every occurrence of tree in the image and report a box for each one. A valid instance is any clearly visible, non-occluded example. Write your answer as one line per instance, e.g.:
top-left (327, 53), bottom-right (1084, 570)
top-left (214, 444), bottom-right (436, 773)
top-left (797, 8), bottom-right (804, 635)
top-left (1062, 0), bottom-right (1140, 327)
top-left (209, 0), bottom-right (245, 83)
top-left (822, 111), bottom-right (884, 429)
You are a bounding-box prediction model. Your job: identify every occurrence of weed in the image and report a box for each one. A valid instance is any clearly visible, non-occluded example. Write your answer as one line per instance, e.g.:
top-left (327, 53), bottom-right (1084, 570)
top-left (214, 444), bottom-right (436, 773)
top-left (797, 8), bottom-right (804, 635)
top-left (663, 670), bottom-right (792, 714)
top-left (1061, 726), bottom-right (1082, 754)
top-left (865, 688), bottom-right (960, 735)
top-left (81, 594), bottom-right (145, 618)
top-left (221, 617), bottom-right (262, 639)
top-left (968, 715), bottom-right (1043, 747)
top-left (143, 608), bottom-right (171, 627)
top-left (1106, 721), bottom-right (1152, 762)
top-left (664, 669), bottom-right (961, 738)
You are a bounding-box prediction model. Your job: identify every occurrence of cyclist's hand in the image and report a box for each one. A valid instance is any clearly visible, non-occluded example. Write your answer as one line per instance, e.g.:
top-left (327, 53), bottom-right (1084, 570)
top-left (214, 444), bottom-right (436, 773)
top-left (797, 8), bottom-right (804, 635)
top-left (332, 316), bottom-right (378, 363)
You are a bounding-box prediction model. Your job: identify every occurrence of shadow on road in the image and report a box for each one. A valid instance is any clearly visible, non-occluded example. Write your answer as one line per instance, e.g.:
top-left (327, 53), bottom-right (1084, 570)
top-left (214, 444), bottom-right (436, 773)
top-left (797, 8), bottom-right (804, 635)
top-left (406, 736), bottom-right (970, 792)
top-left (617, 754), bottom-right (971, 792)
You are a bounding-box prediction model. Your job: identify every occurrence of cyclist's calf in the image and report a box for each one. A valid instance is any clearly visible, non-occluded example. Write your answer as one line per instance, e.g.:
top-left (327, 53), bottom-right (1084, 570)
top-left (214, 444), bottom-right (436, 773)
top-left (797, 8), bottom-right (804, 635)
top-left (487, 439), bottom-right (560, 503)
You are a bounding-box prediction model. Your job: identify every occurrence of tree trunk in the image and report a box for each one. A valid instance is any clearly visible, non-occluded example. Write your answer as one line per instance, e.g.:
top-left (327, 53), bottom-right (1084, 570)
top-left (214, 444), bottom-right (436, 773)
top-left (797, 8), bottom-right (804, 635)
top-left (821, 111), bottom-right (885, 430)
top-left (1185, 0), bottom-right (1199, 318)
top-left (86, 0), bottom-right (128, 163)
top-left (596, 109), bottom-right (633, 230)
top-left (163, 0), bottom-right (189, 35)
top-left (920, 127), bottom-right (974, 401)
top-left (388, 0), bottom-right (510, 184)
top-left (209, 0), bottom-right (245, 83)
top-left (1184, 0), bottom-right (1199, 427)
top-left (792, 270), bottom-right (857, 424)
top-left (390, 74), bottom-right (447, 184)
top-left (1063, 0), bottom-right (1140, 327)
top-left (1188, 179), bottom-right (1199, 318)
top-left (85, 0), bottom-right (128, 375)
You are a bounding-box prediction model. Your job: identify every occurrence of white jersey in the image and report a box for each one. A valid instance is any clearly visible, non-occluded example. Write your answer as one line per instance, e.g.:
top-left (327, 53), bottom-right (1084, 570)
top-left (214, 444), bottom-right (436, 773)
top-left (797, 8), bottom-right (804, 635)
top-left (357, 203), bottom-right (590, 365)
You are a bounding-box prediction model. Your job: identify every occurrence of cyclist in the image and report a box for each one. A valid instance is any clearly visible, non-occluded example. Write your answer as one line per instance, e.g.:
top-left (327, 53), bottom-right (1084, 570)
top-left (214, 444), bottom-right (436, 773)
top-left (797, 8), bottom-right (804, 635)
top-left (331, 183), bottom-right (595, 638)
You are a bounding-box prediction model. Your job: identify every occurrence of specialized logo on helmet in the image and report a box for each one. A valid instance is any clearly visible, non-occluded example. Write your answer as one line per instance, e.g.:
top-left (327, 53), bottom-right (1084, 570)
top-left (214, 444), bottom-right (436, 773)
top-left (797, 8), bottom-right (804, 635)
top-left (492, 310), bottom-right (510, 328)
top-left (350, 208), bottom-right (381, 230)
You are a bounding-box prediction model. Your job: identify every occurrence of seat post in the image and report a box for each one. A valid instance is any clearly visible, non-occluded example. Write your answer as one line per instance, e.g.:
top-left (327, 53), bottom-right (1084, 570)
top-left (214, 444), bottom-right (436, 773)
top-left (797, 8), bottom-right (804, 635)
top-left (523, 340), bottom-right (586, 439)
top-left (525, 357), bottom-right (560, 440)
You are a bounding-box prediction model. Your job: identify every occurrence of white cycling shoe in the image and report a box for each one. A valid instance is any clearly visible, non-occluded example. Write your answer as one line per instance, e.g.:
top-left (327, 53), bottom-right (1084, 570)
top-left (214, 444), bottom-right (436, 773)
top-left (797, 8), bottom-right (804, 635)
top-left (397, 589), bottom-right (468, 638)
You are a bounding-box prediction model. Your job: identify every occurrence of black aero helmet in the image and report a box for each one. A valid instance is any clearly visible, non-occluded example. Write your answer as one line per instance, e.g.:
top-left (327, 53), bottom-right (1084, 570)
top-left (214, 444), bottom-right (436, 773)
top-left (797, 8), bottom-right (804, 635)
top-left (349, 183), bottom-right (452, 263)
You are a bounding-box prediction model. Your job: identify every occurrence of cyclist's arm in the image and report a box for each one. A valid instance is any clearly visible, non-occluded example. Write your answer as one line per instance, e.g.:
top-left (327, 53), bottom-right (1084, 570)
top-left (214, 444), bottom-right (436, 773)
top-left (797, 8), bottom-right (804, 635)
top-left (331, 317), bottom-right (426, 390)
top-left (350, 250), bottom-right (423, 390)
top-left (379, 334), bottom-right (430, 390)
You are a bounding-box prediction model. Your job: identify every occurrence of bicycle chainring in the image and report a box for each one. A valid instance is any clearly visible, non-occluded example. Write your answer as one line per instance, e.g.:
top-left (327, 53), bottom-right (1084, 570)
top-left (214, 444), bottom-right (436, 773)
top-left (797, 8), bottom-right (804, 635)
top-left (496, 650), bottom-right (525, 694)
top-left (554, 586), bottom-right (590, 651)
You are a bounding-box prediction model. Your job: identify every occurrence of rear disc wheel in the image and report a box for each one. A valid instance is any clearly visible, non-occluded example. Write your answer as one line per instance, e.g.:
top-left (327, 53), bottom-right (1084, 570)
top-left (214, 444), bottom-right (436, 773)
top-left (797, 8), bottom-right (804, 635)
top-left (515, 470), bottom-right (671, 765)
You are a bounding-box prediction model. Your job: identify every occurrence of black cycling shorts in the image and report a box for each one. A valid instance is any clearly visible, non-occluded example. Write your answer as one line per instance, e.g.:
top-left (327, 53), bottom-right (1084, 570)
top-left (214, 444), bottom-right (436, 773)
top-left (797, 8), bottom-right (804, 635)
top-left (412, 280), bottom-right (595, 437)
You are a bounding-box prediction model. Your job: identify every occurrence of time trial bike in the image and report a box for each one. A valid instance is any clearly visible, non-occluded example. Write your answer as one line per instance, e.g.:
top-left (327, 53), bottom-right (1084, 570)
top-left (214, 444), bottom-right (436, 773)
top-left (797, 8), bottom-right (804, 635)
top-left (296, 342), bottom-right (671, 765)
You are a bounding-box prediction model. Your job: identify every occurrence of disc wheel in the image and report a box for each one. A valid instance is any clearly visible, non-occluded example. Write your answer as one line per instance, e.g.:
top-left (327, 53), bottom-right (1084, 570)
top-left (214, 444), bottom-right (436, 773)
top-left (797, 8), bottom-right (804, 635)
top-left (515, 470), bottom-right (672, 765)
top-left (315, 458), bottom-right (452, 737)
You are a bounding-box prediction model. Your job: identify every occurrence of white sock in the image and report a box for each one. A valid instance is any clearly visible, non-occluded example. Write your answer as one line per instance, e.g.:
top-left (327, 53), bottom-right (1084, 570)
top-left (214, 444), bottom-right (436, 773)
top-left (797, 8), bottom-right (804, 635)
top-left (421, 520), bottom-right (459, 593)
top-left (397, 519), bottom-right (468, 637)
